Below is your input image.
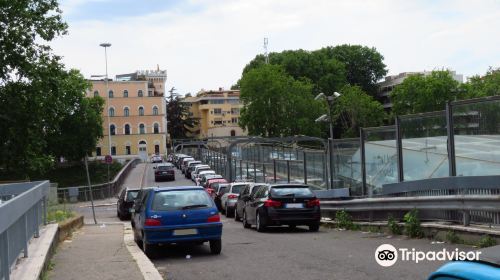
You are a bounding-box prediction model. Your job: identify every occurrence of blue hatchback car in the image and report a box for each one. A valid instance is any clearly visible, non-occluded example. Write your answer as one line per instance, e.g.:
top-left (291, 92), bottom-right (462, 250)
top-left (131, 186), bottom-right (223, 258)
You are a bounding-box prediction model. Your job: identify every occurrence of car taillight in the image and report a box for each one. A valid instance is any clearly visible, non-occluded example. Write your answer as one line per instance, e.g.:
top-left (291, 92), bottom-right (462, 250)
top-left (207, 214), bottom-right (220, 222)
top-left (144, 218), bottom-right (161, 226)
top-left (264, 199), bottom-right (282, 208)
top-left (306, 199), bottom-right (320, 207)
top-left (227, 194), bottom-right (237, 199)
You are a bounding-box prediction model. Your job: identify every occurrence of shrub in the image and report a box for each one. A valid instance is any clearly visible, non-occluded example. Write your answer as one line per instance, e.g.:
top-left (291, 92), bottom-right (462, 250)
top-left (478, 235), bottom-right (497, 248)
top-left (336, 210), bottom-right (354, 230)
top-left (445, 231), bottom-right (462, 244)
top-left (404, 209), bottom-right (424, 238)
top-left (388, 215), bottom-right (402, 235)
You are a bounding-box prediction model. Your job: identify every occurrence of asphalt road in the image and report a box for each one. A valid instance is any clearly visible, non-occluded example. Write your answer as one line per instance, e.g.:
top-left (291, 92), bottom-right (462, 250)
top-left (144, 165), bottom-right (474, 280)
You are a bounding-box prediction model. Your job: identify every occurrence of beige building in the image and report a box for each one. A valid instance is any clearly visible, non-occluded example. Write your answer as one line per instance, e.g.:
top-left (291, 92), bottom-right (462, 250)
top-left (182, 88), bottom-right (247, 138)
top-left (87, 69), bottom-right (167, 161)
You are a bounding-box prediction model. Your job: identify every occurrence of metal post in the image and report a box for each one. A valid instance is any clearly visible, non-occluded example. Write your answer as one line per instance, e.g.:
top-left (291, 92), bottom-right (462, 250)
top-left (287, 160), bottom-right (290, 183)
top-left (23, 214), bottom-right (28, 257)
top-left (262, 163), bottom-right (266, 183)
top-left (253, 163), bottom-right (257, 183)
top-left (303, 151), bottom-right (308, 184)
top-left (33, 204), bottom-right (39, 238)
top-left (446, 102), bottom-right (457, 176)
top-left (360, 128), bottom-right (367, 197)
top-left (395, 116), bottom-right (404, 182)
top-left (1, 231), bottom-right (10, 280)
top-left (273, 159), bottom-right (277, 183)
top-left (85, 155), bottom-right (98, 224)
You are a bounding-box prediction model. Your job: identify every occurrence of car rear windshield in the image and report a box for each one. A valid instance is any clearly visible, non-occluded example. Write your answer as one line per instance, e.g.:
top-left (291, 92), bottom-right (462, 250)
top-left (126, 190), bottom-right (139, 201)
top-left (157, 165), bottom-right (173, 171)
top-left (151, 190), bottom-right (212, 211)
top-left (231, 184), bottom-right (246, 194)
top-left (270, 186), bottom-right (313, 197)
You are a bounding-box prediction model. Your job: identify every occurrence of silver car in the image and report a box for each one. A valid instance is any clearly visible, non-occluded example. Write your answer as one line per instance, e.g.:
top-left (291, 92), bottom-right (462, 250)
top-left (220, 183), bottom-right (249, 218)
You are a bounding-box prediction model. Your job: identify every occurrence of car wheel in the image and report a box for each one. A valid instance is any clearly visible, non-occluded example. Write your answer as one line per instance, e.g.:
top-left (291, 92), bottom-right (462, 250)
top-left (134, 230), bottom-right (143, 249)
top-left (209, 239), bottom-right (222, 255)
top-left (234, 207), bottom-right (240, 222)
top-left (226, 205), bottom-right (234, 218)
top-left (242, 211), bottom-right (251, 229)
top-left (256, 212), bottom-right (266, 232)
top-left (309, 223), bottom-right (320, 232)
top-left (143, 241), bottom-right (158, 259)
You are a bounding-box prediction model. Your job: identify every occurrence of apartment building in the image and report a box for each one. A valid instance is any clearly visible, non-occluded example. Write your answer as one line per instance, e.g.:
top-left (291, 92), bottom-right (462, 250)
top-left (88, 69), bottom-right (167, 161)
top-left (181, 88), bottom-right (247, 138)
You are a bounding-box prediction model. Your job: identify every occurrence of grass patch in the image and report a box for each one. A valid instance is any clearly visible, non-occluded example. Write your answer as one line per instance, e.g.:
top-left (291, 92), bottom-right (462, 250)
top-left (387, 215), bottom-right (402, 235)
top-left (445, 231), bottom-right (463, 244)
top-left (40, 260), bottom-right (55, 280)
top-left (47, 204), bottom-right (75, 223)
top-left (404, 209), bottom-right (424, 238)
top-left (335, 210), bottom-right (359, 230)
top-left (477, 235), bottom-right (497, 248)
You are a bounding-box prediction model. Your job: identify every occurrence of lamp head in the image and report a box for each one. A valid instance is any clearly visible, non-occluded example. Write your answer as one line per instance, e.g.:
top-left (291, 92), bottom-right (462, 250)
top-left (333, 92), bottom-right (341, 98)
top-left (314, 92), bottom-right (325, 100)
top-left (99, 43), bottom-right (111, 48)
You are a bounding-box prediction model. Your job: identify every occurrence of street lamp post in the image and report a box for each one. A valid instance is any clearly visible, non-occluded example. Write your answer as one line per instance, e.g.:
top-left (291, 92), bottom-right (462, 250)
top-left (100, 43), bottom-right (112, 156)
top-left (315, 92), bottom-right (341, 189)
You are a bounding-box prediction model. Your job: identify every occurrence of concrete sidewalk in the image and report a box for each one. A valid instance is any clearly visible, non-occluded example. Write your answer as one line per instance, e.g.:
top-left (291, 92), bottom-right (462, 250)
top-left (48, 224), bottom-right (147, 280)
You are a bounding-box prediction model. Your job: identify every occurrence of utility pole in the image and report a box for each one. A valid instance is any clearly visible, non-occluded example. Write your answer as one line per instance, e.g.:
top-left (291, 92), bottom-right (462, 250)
top-left (263, 37), bottom-right (269, 64)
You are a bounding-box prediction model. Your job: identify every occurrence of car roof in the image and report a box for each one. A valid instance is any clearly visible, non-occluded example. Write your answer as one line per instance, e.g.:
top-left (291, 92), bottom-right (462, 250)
top-left (152, 186), bottom-right (204, 192)
top-left (156, 163), bottom-right (174, 167)
top-left (269, 183), bottom-right (310, 188)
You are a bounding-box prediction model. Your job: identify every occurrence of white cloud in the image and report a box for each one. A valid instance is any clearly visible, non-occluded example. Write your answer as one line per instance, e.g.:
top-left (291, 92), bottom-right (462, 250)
top-left (51, 0), bottom-right (500, 94)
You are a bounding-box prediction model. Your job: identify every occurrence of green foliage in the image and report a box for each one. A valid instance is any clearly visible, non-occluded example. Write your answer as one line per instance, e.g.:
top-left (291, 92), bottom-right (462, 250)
top-left (239, 64), bottom-right (325, 137)
top-left (335, 210), bottom-right (355, 230)
top-left (462, 67), bottom-right (500, 98)
top-left (333, 85), bottom-right (387, 137)
top-left (47, 209), bottom-right (74, 223)
top-left (167, 96), bottom-right (199, 139)
top-left (477, 235), bottom-right (497, 248)
top-left (0, 1), bottom-right (103, 177)
top-left (387, 215), bottom-right (402, 235)
top-left (391, 71), bottom-right (462, 115)
top-left (404, 209), bottom-right (424, 238)
top-left (445, 231), bottom-right (462, 244)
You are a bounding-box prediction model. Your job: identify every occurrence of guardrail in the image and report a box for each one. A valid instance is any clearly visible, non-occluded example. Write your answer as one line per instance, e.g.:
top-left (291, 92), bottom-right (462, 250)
top-left (0, 181), bottom-right (49, 280)
top-left (55, 158), bottom-right (141, 202)
top-left (320, 195), bottom-right (500, 226)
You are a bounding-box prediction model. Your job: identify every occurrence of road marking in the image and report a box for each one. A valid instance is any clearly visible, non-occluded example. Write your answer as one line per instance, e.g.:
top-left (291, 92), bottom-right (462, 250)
top-left (123, 223), bottom-right (163, 280)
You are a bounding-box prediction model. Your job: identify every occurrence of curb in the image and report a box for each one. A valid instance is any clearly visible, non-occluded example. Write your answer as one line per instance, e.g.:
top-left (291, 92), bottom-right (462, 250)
top-left (123, 223), bottom-right (163, 280)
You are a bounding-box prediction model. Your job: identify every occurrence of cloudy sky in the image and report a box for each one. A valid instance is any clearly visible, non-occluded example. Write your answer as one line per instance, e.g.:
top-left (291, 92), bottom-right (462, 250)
top-left (52, 0), bottom-right (500, 95)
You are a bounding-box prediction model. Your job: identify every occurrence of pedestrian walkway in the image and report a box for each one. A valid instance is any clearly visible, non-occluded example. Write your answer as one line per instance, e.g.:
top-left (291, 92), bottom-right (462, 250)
top-left (48, 224), bottom-right (144, 280)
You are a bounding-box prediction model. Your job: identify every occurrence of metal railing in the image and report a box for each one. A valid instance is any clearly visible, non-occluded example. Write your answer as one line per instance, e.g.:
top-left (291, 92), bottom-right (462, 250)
top-left (0, 181), bottom-right (49, 280)
top-left (55, 158), bottom-right (140, 203)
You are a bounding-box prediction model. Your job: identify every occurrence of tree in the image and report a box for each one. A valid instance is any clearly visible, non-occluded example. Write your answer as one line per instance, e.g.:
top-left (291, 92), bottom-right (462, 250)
top-left (461, 67), bottom-right (500, 98)
top-left (316, 45), bottom-right (388, 96)
top-left (239, 64), bottom-right (325, 137)
top-left (390, 71), bottom-right (462, 115)
top-left (333, 85), bottom-right (387, 137)
top-left (0, 1), bottom-right (103, 178)
top-left (167, 97), bottom-right (199, 139)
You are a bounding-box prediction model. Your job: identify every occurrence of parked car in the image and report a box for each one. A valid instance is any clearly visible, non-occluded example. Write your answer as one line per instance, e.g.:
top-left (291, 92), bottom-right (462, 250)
top-left (180, 157), bottom-right (195, 174)
top-left (117, 187), bottom-right (140, 220)
top-left (427, 245), bottom-right (500, 280)
top-left (174, 154), bottom-right (190, 168)
top-left (131, 186), bottom-right (223, 258)
top-left (195, 170), bottom-right (216, 185)
top-left (205, 177), bottom-right (228, 190)
top-left (185, 161), bottom-right (202, 179)
top-left (212, 183), bottom-right (229, 211)
top-left (220, 183), bottom-right (249, 217)
top-left (154, 163), bottom-right (175, 181)
top-left (234, 183), bottom-right (268, 222)
top-left (200, 174), bottom-right (223, 188)
top-left (151, 154), bottom-right (163, 163)
top-left (191, 165), bottom-right (210, 181)
top-left (242, 184), bottom-right (320, 232)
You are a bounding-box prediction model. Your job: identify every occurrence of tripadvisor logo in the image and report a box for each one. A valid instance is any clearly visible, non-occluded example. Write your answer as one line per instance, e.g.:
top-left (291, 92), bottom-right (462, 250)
top-left (375, 244), bottom-right (481, 267)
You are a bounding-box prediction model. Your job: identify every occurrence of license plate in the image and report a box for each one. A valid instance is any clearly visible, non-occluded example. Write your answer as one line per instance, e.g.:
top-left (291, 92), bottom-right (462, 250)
top-left (285, 203), bottom-right (304, 208)
top-left (162, 172), bottom-right (168, 174)
top-left (173, 229), bottom-right (198, 236)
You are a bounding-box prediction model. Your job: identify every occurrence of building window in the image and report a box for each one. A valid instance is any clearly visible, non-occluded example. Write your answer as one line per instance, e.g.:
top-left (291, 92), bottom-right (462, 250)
top-left (124, 107), bottom-right (129, 117)
top-left (153, 106), bottom-right (159, 115)
top-left (123, 90), bottom-right (128, 98)
top-left (110, 124), bottom-right (116, 135)
top-left (231, 108), bottom-right (240, 115)
top-left (108, 90), bottom-right (114, 98)
top-left (214, 119), bottom-right (223, 125)
top-left (231, 130), bottom-right (236, 137)
top-left (148, 90), bottom-right (153, 97)
top-left (231, 117), bottom-right (238, 124)
top-left (139, 106), bottom-right (144, 116)
top-left (125, 124), bottom-right (130, 135)
top-left (111, 146), bottom-right (116, 155)
top-left (96, 147), bottom-right (101, 156)
top-left (227, 99), bottom-right (239, 104)
top-left (139, 124), bottom-right (145, 134)
top-left (155, 145), bottom-right (160, 154)
top-left (109, 107), bottom-right (115, 117)
top-left (153, 123), bottom-right (159, 134)
top-left (213, 108), bottom-right (222, 115)
top-left (138, 90), bottom-right (143, 97)
top-left (209, 100), bottom-right (224, 104)
top-left (126, 146), bottom-right (131, 155)
top-left (93, 90), bottom-right (99, 97)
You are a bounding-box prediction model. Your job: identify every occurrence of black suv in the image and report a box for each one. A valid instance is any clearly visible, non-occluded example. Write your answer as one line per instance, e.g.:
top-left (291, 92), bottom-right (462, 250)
top-left (117, 187), bottom-right (140, 220)
top-left (242, 184), bottom-right (321, 232)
